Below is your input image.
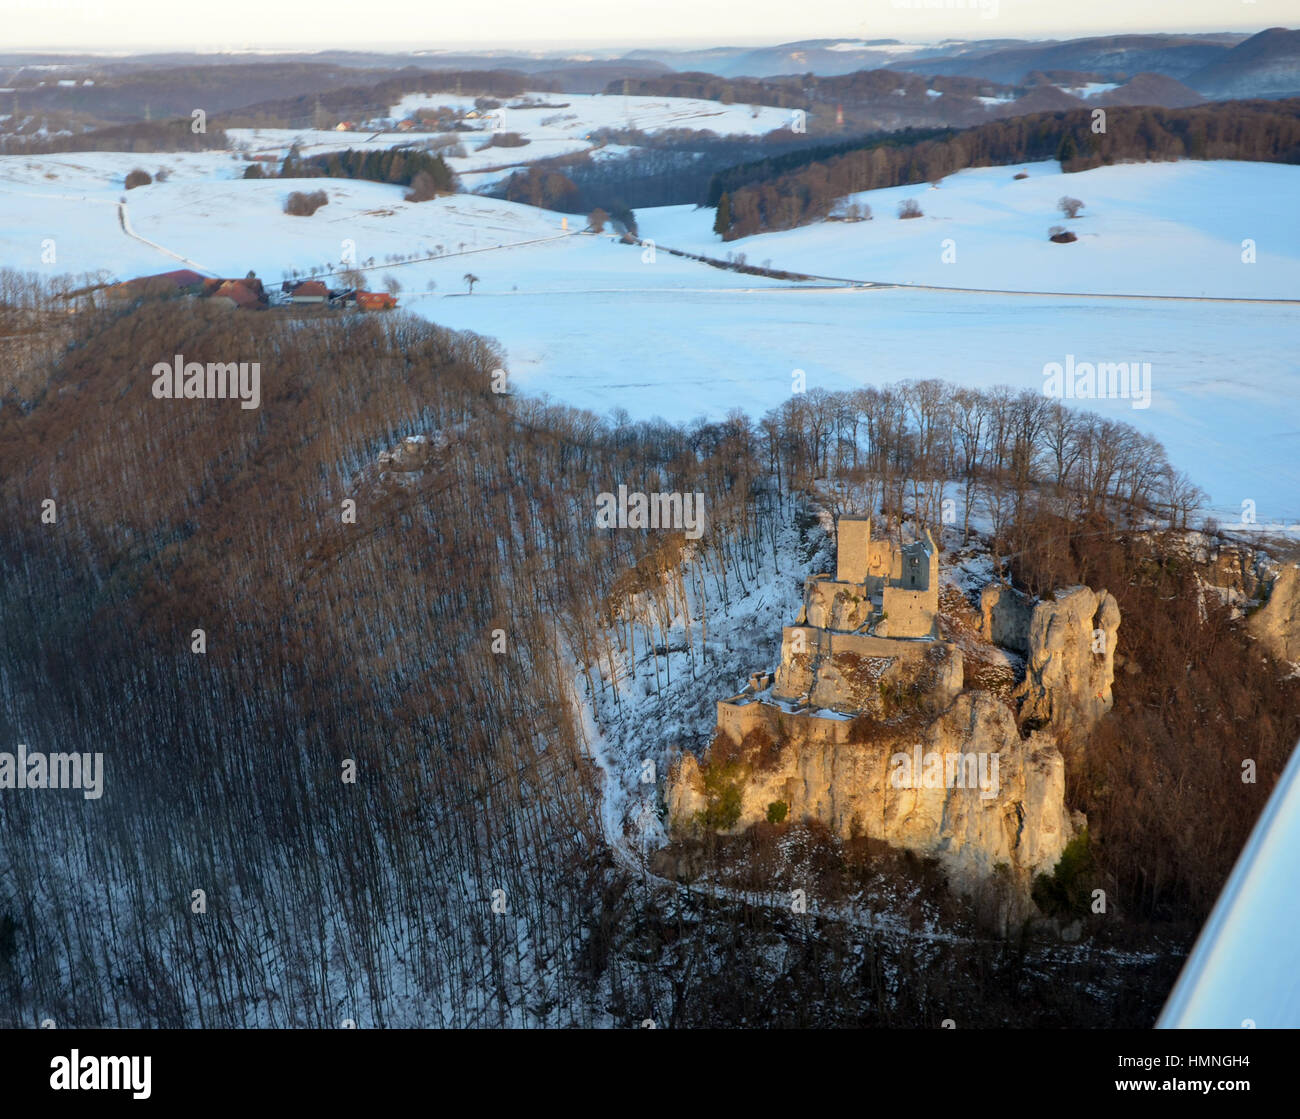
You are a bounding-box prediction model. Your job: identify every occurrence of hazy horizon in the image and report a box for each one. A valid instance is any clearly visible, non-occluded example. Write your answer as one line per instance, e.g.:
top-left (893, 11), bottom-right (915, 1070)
top-left (1, 0), bottom-right (1294, 54)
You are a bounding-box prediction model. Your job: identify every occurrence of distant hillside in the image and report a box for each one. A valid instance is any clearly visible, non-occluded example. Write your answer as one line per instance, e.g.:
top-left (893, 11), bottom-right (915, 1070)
top-left (623, 38), bottom-right (957, 79)
top-left (889, 33), bottom-right (1245, 84)
top-left (215, 69), bottom-right (552, 130)
top-left (0, 62), bottom-right (407, 124)
top-left (0, 116), bottom-right (230, 155)
top-left (710, 98), bottom-right (1300, 239)
top-left (609, 70), bottom-right (1059, 134)
top-left (990, 85), bottom-right (1085, 116)
top-left (1096, 73), bottom-right (1206, 109)
top-left (1187, 27), bottom-right (1300, 98)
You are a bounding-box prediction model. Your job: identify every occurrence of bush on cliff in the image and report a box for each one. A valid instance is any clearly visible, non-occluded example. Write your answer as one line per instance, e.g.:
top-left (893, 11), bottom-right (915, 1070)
top-left (1032, 830), bottom-right (1094, 917)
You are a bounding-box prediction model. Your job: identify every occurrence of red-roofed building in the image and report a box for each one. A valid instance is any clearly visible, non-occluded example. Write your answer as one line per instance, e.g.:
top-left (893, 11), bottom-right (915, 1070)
top-left (355, 290), bottom-right (397, 311)
top-left (289, 280), bottom-right (329, 304)
top-left (209, 280), bottom-right (261, 309)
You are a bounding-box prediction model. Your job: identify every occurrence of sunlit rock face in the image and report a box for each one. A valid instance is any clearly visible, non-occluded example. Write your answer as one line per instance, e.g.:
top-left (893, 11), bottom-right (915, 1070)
top-left (666, 691), bottom-right (1078, 919)
top-left (1249, 564), bottom-right (1300, 666)
top-left (1015, 585), bottom-right (1120, 744)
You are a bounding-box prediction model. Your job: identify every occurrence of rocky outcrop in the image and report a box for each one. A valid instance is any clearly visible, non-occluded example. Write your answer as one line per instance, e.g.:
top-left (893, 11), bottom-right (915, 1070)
top-left (1248, 564), bottom-right (1300, 665)
top-left (1015, 585), bottom-right (1120, 741)
top-left (378, 435), bottom-right (431, 472)
top-left (979, 582), bottom-right (1034, 654)
top-left (1195, 539), bottom-right (1268, 603)
top-left (667, 691), bottom-right (1077, 909)
top-left (802, 579), bottom-right (873, 631)
top-left (771, 627), bottom-right (962, 716)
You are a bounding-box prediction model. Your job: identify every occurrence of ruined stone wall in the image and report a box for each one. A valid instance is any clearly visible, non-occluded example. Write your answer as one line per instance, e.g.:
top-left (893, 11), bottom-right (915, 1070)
top-left (880, 585), bottom-right (938, 638)
top-left (716, 698), bottom-right (769, 745)
top-left (715, 699), bottom-right (855, 748)
top-left (773, 626), bottom-right (922, 701)
top-left (865, 539), bottom-right (895, 590)
top-left (836, 515), bottom-right (873, 583)
top-left (771, 626), bottom-right (960, 714)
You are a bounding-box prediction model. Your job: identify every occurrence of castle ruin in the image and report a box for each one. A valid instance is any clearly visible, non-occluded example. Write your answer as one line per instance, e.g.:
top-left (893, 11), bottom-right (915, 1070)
top-left (665, 514), bottom-right (1110, 915)
top-left (715, 517), bottom-right (962, 743)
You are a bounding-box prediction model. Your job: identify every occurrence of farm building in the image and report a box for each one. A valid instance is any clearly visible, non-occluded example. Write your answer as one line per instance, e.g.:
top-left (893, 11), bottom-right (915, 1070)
top-left (355, 291), bottom-right (397, 311)
top-left (288, 280), bottom-right (329, 304)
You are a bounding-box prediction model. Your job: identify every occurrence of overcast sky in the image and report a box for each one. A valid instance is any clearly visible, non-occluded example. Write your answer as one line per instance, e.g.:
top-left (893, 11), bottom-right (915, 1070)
top-left (0, 0), bottom-right (1292, 52)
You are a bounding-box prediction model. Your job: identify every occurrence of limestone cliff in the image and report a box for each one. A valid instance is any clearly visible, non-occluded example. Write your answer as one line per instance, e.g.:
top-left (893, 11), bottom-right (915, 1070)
top-left (1012, 585), bottom-right (1120, 741)
top-left (978, 582), bottom-right (1034, 653)
top-left (667, 691), bottom-right (1076, 899)
top-left (1248, 563), bottom-right (1300, 664)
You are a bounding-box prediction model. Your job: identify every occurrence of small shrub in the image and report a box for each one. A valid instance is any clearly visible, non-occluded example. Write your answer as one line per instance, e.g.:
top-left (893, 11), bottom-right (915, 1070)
top-left (710, 729), bottom-right (744, 767)
top-left (285, 189), bottom-right (329, 217)
top-left (704, 777), bottom-right (744, 830)
top-left (432, 137), bottom-right (467, 158)
top-left (878, 678), bottom-right (923, 718)
top-left (1032, 830), bottom-right (1094, 917)
top-left (1049, 226), bottom-right (1078, 244)
top-left (124, 168), bottom-right (151, 190)
top-left (766, 800), bottom-right (789, 825)
top-left (898, 198), bottom-right (923, 219)
top-left (834, 201), bottom-right (871, 221)
top-left (404, 170), bottom-right (443, 202)
top-left (1058, 195), bottom-right (1085, 219)
top-left (484, 131), bottom-right (529, 148)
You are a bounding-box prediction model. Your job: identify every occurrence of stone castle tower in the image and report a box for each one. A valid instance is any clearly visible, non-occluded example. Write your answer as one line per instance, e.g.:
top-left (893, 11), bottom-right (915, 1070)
top-left (711, 516), bottom-right (959, 741)
top-left (825, 515), bottom-right (938, 638)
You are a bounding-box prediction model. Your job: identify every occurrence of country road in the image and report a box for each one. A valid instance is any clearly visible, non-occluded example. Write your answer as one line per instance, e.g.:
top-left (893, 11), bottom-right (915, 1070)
top-left (116, 199), bottom-right (213, 274)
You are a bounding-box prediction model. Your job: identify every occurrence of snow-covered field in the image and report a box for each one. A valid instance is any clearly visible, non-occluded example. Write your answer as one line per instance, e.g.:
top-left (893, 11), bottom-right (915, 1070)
top-left (637, 160), bottom-right (1300, 299)
top-left (226, 92), bottom-right (800, 192)
top-left (389, 90), bottom-right (797, 140)
top-left (0, 160), bottom-right (575, 278)
top-left (126, 179), bottom-right (572, 278)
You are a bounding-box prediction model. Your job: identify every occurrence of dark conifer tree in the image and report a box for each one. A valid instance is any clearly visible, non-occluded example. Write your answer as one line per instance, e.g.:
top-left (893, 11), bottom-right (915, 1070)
top-left (713, 192), bottom-right (732, 236)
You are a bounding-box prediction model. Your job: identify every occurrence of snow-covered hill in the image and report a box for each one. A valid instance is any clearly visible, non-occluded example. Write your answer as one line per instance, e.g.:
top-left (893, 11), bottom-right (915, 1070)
top-left (638, 160), bottom-right (1300, 300)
